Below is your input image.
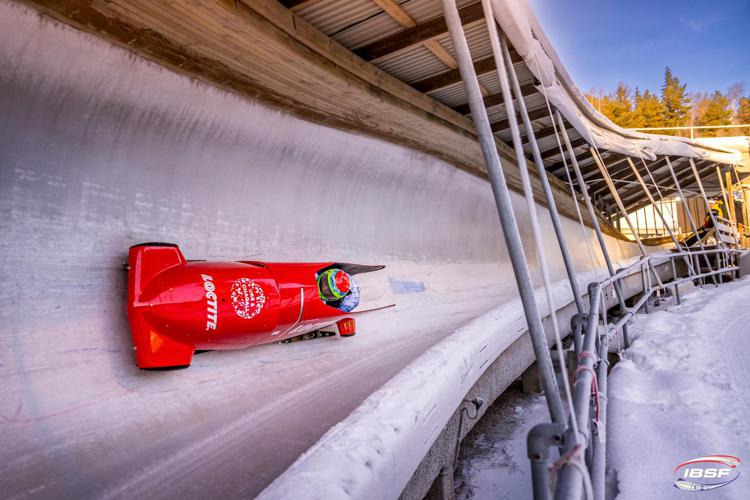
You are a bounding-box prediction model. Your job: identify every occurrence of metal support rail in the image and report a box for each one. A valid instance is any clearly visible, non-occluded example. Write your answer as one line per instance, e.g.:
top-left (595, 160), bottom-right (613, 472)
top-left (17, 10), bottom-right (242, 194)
top-left (439, 4), bottom-right (744, 498)
top-left (529, 246), bottom-right (741, 500)
top-left (441, 0), bottom-right (565, 424)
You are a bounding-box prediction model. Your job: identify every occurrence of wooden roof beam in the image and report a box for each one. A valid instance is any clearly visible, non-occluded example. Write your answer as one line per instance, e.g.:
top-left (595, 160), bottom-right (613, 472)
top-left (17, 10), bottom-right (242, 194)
top-left (540, 137), bottom-right (588, 160)
top-left (546, 150), bottom-right (596, 174)
top-left (623, 161), bottom-right (715, 213)
top-left (280, 0), bottom-right (324, 12)
top-left (490, 107), bottom-right (549, 133)
top-left (452, 82), bottom-right (537, 115)
top-left (354, 2), bottom-right (485, 61)
top-left (613, 157), bottom-right (691, 206)
top-left (588, 156), bottom-right (669, 198)
top-left (411, 50), bottom-right (523, 93)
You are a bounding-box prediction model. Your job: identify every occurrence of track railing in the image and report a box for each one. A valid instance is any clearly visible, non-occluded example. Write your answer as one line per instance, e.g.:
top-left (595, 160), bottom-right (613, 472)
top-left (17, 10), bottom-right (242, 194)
top-left (439, 2), bottom-right (745, 498)
top-left (527, 247), bottom-right (741, 500)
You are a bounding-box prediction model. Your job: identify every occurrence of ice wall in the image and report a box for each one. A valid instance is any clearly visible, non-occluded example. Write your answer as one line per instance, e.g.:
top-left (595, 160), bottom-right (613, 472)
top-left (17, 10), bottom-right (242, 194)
top-left (0, 1), bottom-right (638, 497)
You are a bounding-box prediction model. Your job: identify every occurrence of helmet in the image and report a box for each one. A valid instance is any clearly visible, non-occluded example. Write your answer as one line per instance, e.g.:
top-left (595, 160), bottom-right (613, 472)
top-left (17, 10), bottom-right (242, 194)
top-left (318, 268), bottom-right (352, 302)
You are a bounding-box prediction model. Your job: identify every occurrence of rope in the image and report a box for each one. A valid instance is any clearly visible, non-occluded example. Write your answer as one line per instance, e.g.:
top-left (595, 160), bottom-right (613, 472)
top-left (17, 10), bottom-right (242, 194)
top-left (548, 444), bottom-right (595, 500)
top-left (516, 57), bottom-right (580, 450)
top-left (573, 362), bottom-right (600, 423)
top-left (530, 57), bottom-right (598, 500)
top-left (534, 62), bottom-right (599, 282)
top-left (484, 17), bottom-right (580, 446)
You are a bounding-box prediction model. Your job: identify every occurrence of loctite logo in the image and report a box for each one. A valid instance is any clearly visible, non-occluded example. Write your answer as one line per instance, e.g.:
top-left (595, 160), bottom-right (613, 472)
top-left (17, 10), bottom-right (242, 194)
top-left (201, 274), bottom-right (218, 331)
top-left (673, 455), bottom-right (740, 491)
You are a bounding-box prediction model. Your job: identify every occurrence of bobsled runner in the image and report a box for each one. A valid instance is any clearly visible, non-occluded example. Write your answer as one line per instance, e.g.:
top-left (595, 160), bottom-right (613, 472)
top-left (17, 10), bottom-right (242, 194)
top-left (126, 243), bottom-right (393, 369)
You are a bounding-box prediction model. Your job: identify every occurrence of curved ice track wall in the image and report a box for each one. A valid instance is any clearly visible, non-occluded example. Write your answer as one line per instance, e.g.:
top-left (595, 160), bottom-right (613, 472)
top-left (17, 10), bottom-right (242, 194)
top-left (0, 2), bottom-right (638, 497)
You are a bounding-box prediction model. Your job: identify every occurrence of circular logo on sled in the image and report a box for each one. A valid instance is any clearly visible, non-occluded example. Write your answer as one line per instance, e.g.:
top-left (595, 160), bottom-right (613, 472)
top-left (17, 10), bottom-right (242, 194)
top-left (230, 278), bottom-right (266, 320)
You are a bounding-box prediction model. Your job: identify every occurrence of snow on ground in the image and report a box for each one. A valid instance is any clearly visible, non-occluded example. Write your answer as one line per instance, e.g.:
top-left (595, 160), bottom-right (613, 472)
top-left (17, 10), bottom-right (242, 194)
top-left (608, 277), bottom-right (750, 499)
top-left (454, 385), bottom-right (546, 500)
top-left (454, 277), bottom-right (750, 500)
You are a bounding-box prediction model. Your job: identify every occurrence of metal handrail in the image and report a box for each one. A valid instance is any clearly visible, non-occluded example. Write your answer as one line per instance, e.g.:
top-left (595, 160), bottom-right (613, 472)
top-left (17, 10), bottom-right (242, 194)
top-left (528, 245), bottom-right (741, 500)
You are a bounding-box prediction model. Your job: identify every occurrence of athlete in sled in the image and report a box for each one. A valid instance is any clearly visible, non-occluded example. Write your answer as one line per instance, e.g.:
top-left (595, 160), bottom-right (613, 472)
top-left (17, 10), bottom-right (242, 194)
top-left (126, 243), bottom-right (392, 369)
top-left (683, 203), bottom-right (723, 247)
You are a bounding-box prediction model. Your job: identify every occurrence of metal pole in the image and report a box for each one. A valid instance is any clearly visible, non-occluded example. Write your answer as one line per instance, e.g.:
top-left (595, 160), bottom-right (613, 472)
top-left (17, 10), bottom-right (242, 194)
top-left (442, 0), bottom-right (565, 424)
top-left (590, 149), bottom-right (664, 290)
top-left (640, 158), bottom-right (681, 240)
top-left (591, 153), bottom-right (644, 253)
top-left (498, 34), bottom-right (584, 317)
top-left (671, 257), bottom-right (681, 304)
top-left (627, 158), bottom-right (696, 275)
top-left (688, 158), bottom-right (729, 281)
top-left (528, 423), bottom-right (565, 500)
top-left (555, 112), bottom-right (631, 347)
top-left (556, 283), bottom-right (601, 500)
top-left (665, 158), bottom-right (718, 286)
top-left (591, 318), bottom-right (609, 500)
top-left (641, 262), bottom-right (649, 313)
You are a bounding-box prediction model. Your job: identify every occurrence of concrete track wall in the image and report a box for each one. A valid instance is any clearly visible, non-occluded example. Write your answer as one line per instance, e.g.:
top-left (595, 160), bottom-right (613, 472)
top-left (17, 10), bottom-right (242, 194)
top-left (0, 2), bottom-right (639, 498)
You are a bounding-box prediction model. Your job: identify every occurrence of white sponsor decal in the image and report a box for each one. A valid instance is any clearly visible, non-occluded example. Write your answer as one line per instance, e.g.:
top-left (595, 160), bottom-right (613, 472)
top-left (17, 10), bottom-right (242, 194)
top-left (201, 274), bottom-right (218, 331)
top-left (231, 278), bottom-right (266, 320)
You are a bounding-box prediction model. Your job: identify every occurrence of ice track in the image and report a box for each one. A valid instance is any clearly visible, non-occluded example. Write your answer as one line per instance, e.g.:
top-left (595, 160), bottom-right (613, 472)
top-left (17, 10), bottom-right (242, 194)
top-left (0, 3), bottom-right (639, 497)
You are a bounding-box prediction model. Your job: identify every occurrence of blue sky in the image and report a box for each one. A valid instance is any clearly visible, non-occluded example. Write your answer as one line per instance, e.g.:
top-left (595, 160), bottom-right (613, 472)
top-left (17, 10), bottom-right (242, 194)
top-left (528, 0), bottom-right (750, 96)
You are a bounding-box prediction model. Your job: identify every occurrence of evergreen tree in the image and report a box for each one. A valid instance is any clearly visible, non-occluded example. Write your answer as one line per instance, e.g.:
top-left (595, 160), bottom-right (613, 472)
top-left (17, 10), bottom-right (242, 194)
top-left (736, 96), bottom-right (750, 124)
top-left (607, 83), bottom-right (638, 128)
top-left (587, 83), bottom-right (638, 128)
top-left (660, 66), bottom-right (691, 133)
top-left (696, 91), bottom-right (732, 136)
top-left (633, 89), bottom-right (665, 129)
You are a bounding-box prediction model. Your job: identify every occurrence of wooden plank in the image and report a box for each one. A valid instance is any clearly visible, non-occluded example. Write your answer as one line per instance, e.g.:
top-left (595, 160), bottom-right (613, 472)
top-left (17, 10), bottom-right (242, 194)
top-left (372, 1), bottom-right (491, 97)
top-left (540, 137), bottom-right (587, 160)
top-left (452, 82), bottom-right (537, 115)
top-left (422, 39), bottom-right (456, 68)
top-left (615, 158), bottom-right (688, 202)
top-left (372, 0), bottom-right (416, 28)
top-left (588, 156), bottom-right (668, 198)
top-left (354, 2), bottom-right (485, 61)
top-left (623, 161), bottom-right (714, 213)
top-left (491, 107), bottom-right (549, 134)
top-left (411, 50), bottom-right (522, 93)
top-left (280, 0), bottom-right (323, 12)
top-left (522, 124), bottom-right (560, 143)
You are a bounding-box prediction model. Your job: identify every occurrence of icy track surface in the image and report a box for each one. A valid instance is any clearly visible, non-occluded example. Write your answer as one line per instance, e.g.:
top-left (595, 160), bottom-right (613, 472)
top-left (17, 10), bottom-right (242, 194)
top-left (608, 278), bottom-right (750, 499)
top-left (0, 2), bottom-right (643, 498)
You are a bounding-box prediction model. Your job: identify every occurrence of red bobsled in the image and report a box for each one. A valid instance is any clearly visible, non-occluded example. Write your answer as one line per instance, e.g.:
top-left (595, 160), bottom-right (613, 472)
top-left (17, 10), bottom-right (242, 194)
top-left (126, 243), bottom-right (392, 369)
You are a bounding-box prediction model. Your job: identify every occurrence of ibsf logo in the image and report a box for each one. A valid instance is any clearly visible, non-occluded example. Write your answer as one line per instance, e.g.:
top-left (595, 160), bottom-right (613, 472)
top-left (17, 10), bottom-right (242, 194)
top-left (673, 455), bottom-right (740, 492)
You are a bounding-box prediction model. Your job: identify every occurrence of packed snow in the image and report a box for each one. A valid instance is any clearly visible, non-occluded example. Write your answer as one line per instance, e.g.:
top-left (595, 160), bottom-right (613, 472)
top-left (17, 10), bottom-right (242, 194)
top-left (608, 277), bottom-right (750, 499)
top-left (451, 277), bottom-right (750, 500)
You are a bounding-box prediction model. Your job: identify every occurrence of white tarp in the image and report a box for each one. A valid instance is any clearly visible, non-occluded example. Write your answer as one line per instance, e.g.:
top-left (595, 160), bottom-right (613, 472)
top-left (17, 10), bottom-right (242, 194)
top-left (490, 0), bottom-right (743, 166)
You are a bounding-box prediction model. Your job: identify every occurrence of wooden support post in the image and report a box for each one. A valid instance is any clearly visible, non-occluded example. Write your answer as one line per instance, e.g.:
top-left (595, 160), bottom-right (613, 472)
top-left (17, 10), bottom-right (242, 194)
top-left (727, 171), bottom-right (737, 226)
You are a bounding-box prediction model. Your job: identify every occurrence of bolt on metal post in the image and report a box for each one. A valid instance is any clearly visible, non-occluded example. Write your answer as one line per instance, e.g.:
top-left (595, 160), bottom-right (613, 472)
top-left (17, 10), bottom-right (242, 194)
top-left (528, 422), bottom-right (565, 500)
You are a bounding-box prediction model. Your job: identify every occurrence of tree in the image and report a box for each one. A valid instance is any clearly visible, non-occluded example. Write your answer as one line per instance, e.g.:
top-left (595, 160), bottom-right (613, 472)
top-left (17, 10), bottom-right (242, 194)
top-left (736, 96), bottom-right (750, 125)
top-left (727, 82), bottom-right (746, 120)
top-left (660, 66), bottom-right (691, 133)
top-left (586, 83), bottom-right (639, 129)
top-left (633, 89), bottom-right (665, 129)
top-left (602, 82), bottom-right (633, 128)
top-left (696, 91), bottom-right (733, 136)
